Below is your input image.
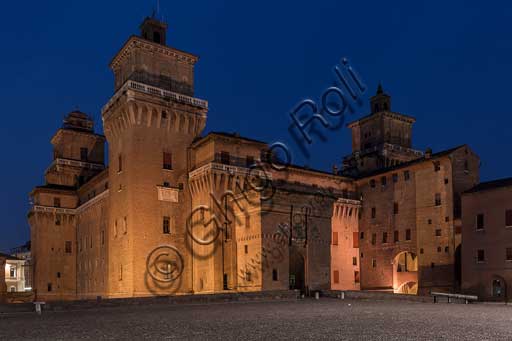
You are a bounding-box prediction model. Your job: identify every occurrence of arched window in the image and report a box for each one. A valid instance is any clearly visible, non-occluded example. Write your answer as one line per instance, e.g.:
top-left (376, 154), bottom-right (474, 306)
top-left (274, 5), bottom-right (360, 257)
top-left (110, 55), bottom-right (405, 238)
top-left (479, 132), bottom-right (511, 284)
top-left (153, 32), bottom-right (161, 43)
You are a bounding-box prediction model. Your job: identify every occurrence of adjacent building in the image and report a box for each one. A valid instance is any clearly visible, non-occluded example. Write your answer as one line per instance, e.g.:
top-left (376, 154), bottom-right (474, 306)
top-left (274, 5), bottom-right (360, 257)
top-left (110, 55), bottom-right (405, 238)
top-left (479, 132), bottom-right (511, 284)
top-left (28, 15), bottom-right (480, 301)
top-left (461, 177), bottom-right (512, 301)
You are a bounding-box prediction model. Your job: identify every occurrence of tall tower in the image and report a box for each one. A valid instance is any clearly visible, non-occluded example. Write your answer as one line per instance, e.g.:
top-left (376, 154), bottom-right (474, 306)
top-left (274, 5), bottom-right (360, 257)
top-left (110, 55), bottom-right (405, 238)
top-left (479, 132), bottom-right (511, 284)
top-left (29, 111), bottom-right (105, 300)
top-left (342, 85), bottom-right (423, 176)
top-left (101, 16), bottom-right (208, 297)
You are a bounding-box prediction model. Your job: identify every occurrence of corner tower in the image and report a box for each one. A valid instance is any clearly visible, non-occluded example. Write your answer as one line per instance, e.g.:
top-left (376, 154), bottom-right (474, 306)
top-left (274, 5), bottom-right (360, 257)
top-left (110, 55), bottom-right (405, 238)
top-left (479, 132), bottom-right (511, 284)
top-left (102, 16), bottom-right (208, 297)
top-left (342, 85), bottom-right (423, 176)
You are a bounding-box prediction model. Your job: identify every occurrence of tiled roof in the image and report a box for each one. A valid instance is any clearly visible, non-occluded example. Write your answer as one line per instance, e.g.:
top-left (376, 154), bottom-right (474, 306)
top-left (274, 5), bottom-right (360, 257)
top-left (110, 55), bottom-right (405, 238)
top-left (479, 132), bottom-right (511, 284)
top-left (464, 177), bottom-right (512, 194)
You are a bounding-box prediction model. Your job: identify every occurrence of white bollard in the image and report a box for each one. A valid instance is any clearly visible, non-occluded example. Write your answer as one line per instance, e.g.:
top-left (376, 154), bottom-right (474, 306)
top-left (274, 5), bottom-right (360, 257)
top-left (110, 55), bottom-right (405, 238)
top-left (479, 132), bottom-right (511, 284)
top-left (341, 292), bottom-right (345, 300)
top-left (315, 292), bottom-right (319, 300)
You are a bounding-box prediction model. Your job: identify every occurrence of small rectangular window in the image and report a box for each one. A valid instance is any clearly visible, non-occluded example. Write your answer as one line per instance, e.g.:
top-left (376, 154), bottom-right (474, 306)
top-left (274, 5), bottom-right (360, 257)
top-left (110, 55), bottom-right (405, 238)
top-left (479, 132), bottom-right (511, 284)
top-left (246, 156), bottom-right (254, 168)
top-left (65, 241), bottom-right (72, 254)
top-left (371, 207), bottom-right (376, 219)
top-left (506, 248), bottom-right (512, 261)
top-left (476, 214), bottom-right (484, 230)
top-left (360, 232), bottom-right (365, 240)
top-left (393, 202), bottom-right (398, 214)
top-left (371, 233), bottom-right (376, 245)
top-left (163, 216), bottom-right (170, 234)
top-left (370, 179), bottom-right (376, 188)
top-left (220, 151), bottom-right (230, 165)
top-left (80, 147), bottom-right (88, 161)
top-left (54, 197), bottom-right (61, 208)
top-left (48, 283), bottom-right (52, 292)
top-left (382, 232), bottom-right (388, 244)
top-left (332, 232), bottom-right (338, 245)
top-left (245, 271), bottom-right (252, 282)
top-left (163, 152), bottom-right (172, 170)
top-left (354, 271), bottom-right (360, 283)
top-left (435, 229), bottom-right (442, 237)
top-left (405, 229), bottom-right (411, 241)
top-left (477, 249), bottom-right (485, 262)
top-left (381, 176), bottom-right (387, 187)
top-left (272, 269), bottom-right (278, 281)
top-left (55, 215), bottom-right (61, 226)
top-left (118, 154), bottom-right (123, 172)
top-left (333, 270), bottom-right (340, 284)
top-left (352, 257), bottom-right (357, 266)
top-left (245, 216), bottom-right (250, 229)
top-left (353, 232), bottom-right (359, 248)
top-left (244, 245), bottom-right (248, 254)
top-left (434, 161), bottom-right (441, 172)
top-left (435, 193), bottom-right (441, 206)
top-left (506, 210), bottom-right (512, 227)
top-left (372, 259), bottom-right (377, 268)
top-left (404, 170), bottom-right (410, 181)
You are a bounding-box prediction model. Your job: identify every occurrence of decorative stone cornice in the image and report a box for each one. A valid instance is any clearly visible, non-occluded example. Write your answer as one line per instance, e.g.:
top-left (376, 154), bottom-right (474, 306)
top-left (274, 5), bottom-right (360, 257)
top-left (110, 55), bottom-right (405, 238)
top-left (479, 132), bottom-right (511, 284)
top-left (110, 36), bottom-right (198, 71)
top-left (102, 80), bottom-right (208, 117)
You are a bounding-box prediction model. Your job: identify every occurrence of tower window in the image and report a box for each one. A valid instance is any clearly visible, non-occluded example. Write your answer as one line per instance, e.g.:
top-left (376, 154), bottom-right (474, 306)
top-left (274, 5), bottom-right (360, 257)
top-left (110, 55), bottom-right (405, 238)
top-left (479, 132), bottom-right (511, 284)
top-left (405, 229), bottom-right (411, 241)
top-left (244, 245), bottom-right (248, 254)
top-left (332, 232), bottom-right (338, 245)
top-left (65, 241), bottom-right (72, 254)
top-left (246, 156), bottom-right (255, 168)
top-left (435, 193), bottom-right (442, 206)
top-left (371, 207), bottom-right (376, 219)
top-left (163, 216), bottom-right (170, 234)
top-left (370, 179), bottom-right (376, 188)
top-left (371, 233), bottom-right (376, 245)
top-left (506, 210), bottom-right (512, 227)
top-left (163, 152), bottom-right (172, 170)
top-left (404, 170), bottom-right (410, 181)
top-left (220, 151), bottom-right (230, 165)
top-left (153, 31), bottom-right (161, 44)
top-left (80, 147), bottom-right (88, 161)
top-left (435, 229), bottom-right (442, 237)
top-left (353, 257), bottom-right (357, 266)
top-left (118, 154), bottom-right (123, 173)
top-left (394, 230), bottom-right (399, 242)
top-left (434, 161), bottom-right (441, 172)
top-left (506, 248), bottom-right (512, 261)
top-left (382, 232), bottom-right (388, 244)
top-left (392, 173), bottom-right (398, 183)
top-left (381, 176), bottom-right (387, 187)
top-left (48, 283), bottom-right (52, 292)
top-left (476, 214), bottom-right (485, 230)
top-left (372, 259), bottom-right (377, 268)
top-left (54, 197), bottom-right (61, 208)
top-left (477, 249), bottom-right (485, 263)
top-left (272, 269), bottom-right (278, 281)
top-left (393, 202), bottom-right (399, 214)
top-left (360, 232), bottom-right (364, 240)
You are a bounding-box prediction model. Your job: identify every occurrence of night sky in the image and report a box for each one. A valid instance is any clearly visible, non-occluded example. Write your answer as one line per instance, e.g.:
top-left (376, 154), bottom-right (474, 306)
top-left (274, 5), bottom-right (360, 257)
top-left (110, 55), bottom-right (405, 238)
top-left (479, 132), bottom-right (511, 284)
top-left (1, 0), bottom-right (511, 251)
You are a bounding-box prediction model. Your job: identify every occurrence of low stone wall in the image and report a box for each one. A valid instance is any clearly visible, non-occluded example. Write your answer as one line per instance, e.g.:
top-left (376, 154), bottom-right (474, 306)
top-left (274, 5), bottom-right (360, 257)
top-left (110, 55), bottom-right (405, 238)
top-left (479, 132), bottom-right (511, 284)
top-left (321, 290), bottom-right (435, 303)
top-left (0, 290), bottom-right (300, 314)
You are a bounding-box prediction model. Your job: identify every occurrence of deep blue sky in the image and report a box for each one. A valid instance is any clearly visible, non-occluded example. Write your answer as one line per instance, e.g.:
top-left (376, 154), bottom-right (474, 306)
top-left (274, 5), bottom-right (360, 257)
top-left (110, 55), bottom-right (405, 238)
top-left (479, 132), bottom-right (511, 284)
top-left (1, 0), bottom-right (511, 251)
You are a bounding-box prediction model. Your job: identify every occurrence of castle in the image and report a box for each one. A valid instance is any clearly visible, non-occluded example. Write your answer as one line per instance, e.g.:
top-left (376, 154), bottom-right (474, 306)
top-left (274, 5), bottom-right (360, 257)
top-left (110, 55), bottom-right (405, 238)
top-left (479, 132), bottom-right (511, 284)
top-left (28, 17), bottom-right (480, 301)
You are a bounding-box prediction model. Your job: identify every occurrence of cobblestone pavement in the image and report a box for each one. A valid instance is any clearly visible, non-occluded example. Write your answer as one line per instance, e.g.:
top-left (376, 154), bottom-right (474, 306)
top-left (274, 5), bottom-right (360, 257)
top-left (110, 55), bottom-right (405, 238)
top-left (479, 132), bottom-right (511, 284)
top-left (0, 298), bottom-right (511, 340)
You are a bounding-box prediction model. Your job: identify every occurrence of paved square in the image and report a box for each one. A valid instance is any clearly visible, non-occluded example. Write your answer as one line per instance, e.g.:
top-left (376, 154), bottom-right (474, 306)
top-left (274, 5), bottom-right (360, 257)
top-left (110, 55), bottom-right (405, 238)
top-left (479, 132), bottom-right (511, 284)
top-left (0, 299), bottom-right (511, 339)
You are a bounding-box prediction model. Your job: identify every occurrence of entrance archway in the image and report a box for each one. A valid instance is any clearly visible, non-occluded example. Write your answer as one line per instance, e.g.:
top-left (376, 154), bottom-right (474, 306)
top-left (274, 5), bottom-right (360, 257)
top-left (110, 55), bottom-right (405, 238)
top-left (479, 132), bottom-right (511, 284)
top-left (289, 251), bottom-right (305, 293)
top-left (492, 276), bottom-right (507, 300)
top-left (393, 251), bottom-right (418, 295)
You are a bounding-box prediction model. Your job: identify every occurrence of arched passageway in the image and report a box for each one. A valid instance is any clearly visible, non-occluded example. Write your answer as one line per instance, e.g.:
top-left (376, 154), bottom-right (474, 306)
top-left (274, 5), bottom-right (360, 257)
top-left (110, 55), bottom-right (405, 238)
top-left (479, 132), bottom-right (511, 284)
top-left (393, 251), bottom-right (418, 295)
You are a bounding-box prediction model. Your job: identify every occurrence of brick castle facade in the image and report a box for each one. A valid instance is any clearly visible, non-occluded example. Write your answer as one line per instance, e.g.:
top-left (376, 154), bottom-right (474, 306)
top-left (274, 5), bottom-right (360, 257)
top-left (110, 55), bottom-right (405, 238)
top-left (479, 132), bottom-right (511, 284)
top-left (28, 17), bottom-right (480, 301)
